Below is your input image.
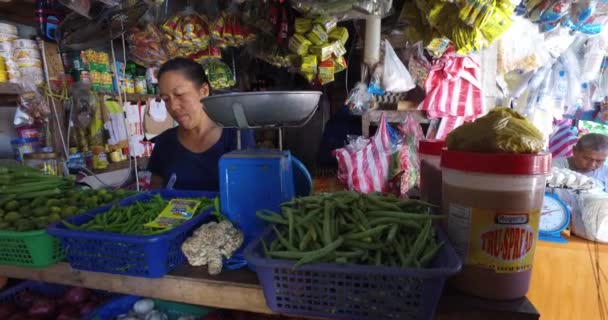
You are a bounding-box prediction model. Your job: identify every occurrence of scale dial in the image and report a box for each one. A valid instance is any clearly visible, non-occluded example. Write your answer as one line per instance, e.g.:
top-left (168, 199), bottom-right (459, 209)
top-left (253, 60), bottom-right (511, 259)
top-left (540, 194), bottom-right (570, 233)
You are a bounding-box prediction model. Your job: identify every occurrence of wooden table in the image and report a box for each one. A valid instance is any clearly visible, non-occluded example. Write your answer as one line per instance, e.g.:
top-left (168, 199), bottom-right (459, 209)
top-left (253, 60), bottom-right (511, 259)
top-left (0, 263), bottom-right (539, 319)
top-left (528, 235), bottom-right (608, 320)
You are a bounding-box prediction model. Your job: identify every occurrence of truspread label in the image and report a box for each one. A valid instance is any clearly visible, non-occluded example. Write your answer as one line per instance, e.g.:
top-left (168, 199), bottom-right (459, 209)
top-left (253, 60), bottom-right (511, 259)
top-left (448, 206), bottom-right (539, 273)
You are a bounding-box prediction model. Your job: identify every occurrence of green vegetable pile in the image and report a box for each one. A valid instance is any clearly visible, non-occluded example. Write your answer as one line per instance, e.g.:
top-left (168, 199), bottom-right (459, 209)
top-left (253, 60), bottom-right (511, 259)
top-left (63, 195), bottom-right (218, 236)
top-left (257, 191), bottom-right (445, 270)
top-left (0, 165), bottom-right (132, 232)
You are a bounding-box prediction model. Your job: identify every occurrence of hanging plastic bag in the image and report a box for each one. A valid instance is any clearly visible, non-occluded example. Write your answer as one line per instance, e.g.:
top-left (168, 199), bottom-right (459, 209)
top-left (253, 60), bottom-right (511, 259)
top-left (580, 37), bottom-right (606, 82)
top-left (496, 16), bottom-right (551, 74)
top-left (382, 40), bottom-right (415, 93)
top-left (407, 42), bottom-right (431, 88)
top-left (333, 114), bottom-right (401, 193)
top-left (393, 114), bottom-right (424, 197)
top-left (345, 82), bottom-right (374, 115)
top-left (14, 83), bottom-right (50, 127)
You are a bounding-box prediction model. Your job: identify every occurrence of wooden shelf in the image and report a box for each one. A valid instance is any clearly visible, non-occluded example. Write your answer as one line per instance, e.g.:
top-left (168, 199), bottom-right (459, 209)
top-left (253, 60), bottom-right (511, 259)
top-left (0, 262), bottom-right (540, 319)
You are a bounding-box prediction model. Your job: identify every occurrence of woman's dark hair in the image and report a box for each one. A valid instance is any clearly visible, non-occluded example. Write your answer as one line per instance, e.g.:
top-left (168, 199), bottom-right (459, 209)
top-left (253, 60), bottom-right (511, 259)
top-left (157, 57), bottom-right (209, 88)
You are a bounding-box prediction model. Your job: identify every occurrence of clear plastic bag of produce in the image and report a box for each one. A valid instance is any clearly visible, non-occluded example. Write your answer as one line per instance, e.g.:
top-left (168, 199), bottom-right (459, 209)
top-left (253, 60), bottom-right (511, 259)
top-left (392, 113), bottom-right (424, 197)
top-left (291, 0), bottom-right (393, 21)
top-left (334, 113), bottom-right (401, 193)
top-left (346, 82), bottom-right (374, 115)
top-left (446, 107), bottom-right (545, 153)
top-left (382, 39), bottom-right (415, 93)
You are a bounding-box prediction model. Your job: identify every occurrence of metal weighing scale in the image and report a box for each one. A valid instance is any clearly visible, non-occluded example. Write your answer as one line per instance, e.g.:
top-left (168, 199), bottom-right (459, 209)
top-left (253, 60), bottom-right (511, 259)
top-left (202, 91), bottom-right (322, 269)
top-left (539, 193), bottom-right (571, 243)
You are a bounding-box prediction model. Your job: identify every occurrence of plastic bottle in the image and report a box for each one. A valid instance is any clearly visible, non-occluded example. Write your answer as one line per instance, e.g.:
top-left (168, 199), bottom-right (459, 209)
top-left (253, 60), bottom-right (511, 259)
top-left (35, 0), bottom-right (63, 42)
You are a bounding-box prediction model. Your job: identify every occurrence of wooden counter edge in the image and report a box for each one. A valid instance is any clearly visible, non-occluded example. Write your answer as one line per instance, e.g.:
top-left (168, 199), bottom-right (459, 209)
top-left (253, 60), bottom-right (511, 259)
top-left (0, 263), bottom-right (272, 314)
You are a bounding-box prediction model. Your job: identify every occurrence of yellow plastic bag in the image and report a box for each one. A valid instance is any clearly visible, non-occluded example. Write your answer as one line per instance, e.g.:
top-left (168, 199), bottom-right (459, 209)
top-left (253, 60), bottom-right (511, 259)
top-left (446, 108), bottom-right (545, 154)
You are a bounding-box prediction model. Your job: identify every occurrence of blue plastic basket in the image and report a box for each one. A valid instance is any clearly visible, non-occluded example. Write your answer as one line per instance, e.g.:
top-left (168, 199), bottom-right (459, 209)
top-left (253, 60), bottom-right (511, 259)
top-left (47, 189), bottom-right (216, 278)
top-left (244, 226), bottom-right (462, 320)
top-left (0, 281), bottom-right (117, 318)
top-left (86, 295), bottom-right (211, 320)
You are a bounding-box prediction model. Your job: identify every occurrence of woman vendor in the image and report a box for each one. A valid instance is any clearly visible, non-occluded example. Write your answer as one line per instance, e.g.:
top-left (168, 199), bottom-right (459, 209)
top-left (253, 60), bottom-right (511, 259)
top-left (148, 58), bottom-right (255, 190)
top-left (553, 133), bottom-right (608, 190)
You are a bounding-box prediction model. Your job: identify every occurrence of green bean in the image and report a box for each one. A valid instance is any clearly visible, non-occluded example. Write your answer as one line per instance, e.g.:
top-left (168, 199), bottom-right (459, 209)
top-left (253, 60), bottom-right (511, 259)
top-left (299, 228), bottom-right (314, 251)
top-left (285, 208), bottom-right (295, 247)
top-left (273, 226), bottom-right (298, 251)
top-left (366, 194), bottom-right (403, 211)
top-left (322, 201), bottom-right (333, 246)
top-left (404, 219), bottom-right (431, 267)
top-left (419, 241), bottom-right (444, 267)
top-left (343, 225), bottom-right (388, 240)
top-left (293, 237), bottom-right (344, 270)
top-left (295, 208), bottom-right (321, 226)
top-left (256, 210), bottom-right (289, 224)
top-left (374, 250), bottom-right (382, 266)
top-left (367, 211), bottom-right (444, 220)
top-left (368, 217), bottom-right (422, 229)
top-left (387, 225), bottom-right (399, 242)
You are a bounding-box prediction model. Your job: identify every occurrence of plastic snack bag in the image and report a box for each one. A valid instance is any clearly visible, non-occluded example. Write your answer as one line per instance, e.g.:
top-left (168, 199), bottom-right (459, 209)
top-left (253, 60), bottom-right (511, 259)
top-left (333, 113), bottom-right (401, 193)
top-left (382, 40), bottom-right (415, 93)
top-left (346, 82), bottom-right (374, 115)
top-left (393, 113), bottom-right (424, 197)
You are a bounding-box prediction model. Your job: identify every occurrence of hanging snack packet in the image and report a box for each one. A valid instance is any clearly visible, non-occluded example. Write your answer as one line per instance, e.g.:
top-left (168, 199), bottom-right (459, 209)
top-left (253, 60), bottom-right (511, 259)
top-left (288, 34), bottom-right (312, 55)
top-left (479, 4), bottom-right (513, 44)
top-left (295, 17), bottom-right (312, 34)
top-left (318, 59), bottom-right (335, 85)
top-left (309, 43), bottom-right (334, 61)
top-left (210, 14), bottom-right (225, 40)
top-left (539, 0), bottom-right (573, 23)
top-left (300, 55), bottom-right (317, 82)
top-left (306, 24), bottom-right (328, 45)
top-left (314, 16), bottom-right (337, 32)
top-left (232, 16), bottom-right (244, 46)
top-left (332, 41), bottom-right (347, 57)
top-left (329, 27), bottom-right (349, 45)
top-left (333, 56), bottom-right (347, 73)
top-left (222, 13), bottom-right (234, 47)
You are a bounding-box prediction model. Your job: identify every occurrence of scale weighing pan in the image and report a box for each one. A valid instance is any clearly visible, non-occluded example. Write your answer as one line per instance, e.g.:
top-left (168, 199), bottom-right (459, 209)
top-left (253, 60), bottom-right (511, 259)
top-left (202, 91), bottom-right (322, 129)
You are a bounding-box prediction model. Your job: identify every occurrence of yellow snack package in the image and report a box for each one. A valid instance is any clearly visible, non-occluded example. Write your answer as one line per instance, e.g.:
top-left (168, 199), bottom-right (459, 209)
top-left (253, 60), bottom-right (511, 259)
top-left (144, 199), bottom-right (202, 229)
top-left (300, 55), bottom-right (317, 75)
top-left (162, 15), bottom-right (180, 34)
top-left (329, 27), bottom-right (349, 45)
top-left (314, 16), bottom-right (337, 32)
top-left (309, 43), bottom-right (334, 61)
top-left (332, 41), bottom-right (347, 57)
top-left (306, 24), bottom-right (328, 45)
top-left (318, 59), bottom-right (335, 85)
top-left (333, 56), bottom-right (347, 73)
top-left (288, 34), bottom-right (312, 55)
top-left (479, 6), bottom-right (513, 44)
top-left (295, 18), bottom-right (313, 34)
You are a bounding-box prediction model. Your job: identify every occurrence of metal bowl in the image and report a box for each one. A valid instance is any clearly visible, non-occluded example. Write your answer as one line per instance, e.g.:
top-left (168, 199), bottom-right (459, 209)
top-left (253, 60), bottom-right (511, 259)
top-left (202, 91), bottom-right (322, 129)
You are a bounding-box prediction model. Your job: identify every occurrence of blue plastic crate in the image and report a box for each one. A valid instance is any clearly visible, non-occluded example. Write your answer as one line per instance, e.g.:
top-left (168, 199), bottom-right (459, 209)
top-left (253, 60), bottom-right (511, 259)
top-left (244, 226), bottom-right (462, 320)
top-left (47, 189), bottom-right (216, 278)
top-left (0, 281), bottom-right (118, 318)
top-left (86, 295), bottom-right (211, 320)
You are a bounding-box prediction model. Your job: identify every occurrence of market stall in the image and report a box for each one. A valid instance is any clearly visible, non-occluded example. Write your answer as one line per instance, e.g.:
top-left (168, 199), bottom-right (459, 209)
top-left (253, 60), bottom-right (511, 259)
top-left (0, 0), bottom-right (608, 319)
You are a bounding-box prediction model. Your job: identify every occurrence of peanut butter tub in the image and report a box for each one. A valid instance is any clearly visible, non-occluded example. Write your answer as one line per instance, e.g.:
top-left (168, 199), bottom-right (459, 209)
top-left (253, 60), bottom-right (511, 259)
top-left (441, 150), bottom-right (551, 300)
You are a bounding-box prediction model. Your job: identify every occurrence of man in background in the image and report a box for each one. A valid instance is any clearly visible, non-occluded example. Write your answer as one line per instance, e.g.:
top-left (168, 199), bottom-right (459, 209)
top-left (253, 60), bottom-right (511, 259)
top-left (553, 133), bottom-right (608, 190)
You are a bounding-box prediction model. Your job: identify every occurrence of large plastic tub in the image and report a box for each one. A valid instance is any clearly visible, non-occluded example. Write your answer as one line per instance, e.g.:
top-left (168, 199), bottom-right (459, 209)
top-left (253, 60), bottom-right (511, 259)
top-left (47, 189), bottom-right (216, 278)
top-left (86, 295), bottom-right (211, 320)
top-left (245, 226), bottom-right (461, 320)
top-left (441, 150), bottom-right (550, 299)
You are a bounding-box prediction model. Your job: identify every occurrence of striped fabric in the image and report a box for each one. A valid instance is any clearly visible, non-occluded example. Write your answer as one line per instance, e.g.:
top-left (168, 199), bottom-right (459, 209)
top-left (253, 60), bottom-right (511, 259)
top-left (549, 119), bottom-right (579, 158)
